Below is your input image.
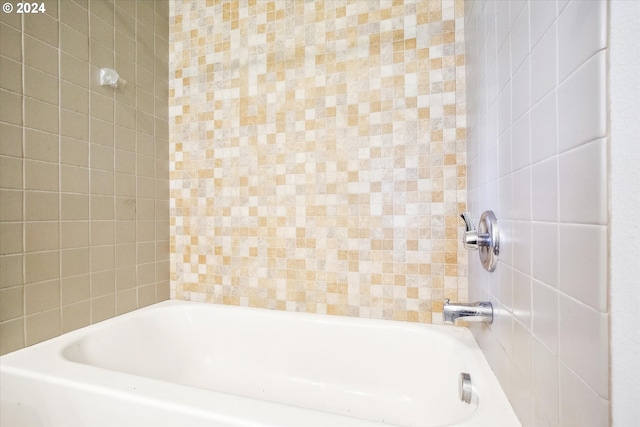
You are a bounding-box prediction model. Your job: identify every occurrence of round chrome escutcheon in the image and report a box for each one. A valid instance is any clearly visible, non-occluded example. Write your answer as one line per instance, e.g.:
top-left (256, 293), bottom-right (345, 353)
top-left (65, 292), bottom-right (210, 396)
top-left (478, 210), bottom-right (499, 272)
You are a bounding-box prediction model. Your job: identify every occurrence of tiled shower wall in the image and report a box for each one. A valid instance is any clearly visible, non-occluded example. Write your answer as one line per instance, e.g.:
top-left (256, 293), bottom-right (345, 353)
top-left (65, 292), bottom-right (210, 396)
top-left (464, 0), bottom-right (609, 425)
top-left (0, 0), bottom-right (170, 355)
top-left (170, 0), bottom-right (466, 323)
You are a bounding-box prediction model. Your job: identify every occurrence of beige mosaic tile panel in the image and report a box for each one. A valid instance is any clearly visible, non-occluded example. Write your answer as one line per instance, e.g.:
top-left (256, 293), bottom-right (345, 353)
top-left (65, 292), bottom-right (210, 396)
top-left (169, 0), bottom-right (466, 323)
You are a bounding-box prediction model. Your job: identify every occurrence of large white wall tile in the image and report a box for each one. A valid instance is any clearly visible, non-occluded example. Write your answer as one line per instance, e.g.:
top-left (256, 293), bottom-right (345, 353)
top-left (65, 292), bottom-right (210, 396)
top-left (497, 82), bottom-right (511, 136)
top-left (531, 156), bottom-right (557, 222)
top-left (511, 113), bottom-right (530, 171)
top-left (530, 0), bottom-right (557, 49)
top-left (512, 167), bottom-right (531, 221)
top-left (559, 363), bottom-right (610, 427)
top-left (512, 268), bottom-right (531, 327)
top-left (530, 23), bottom-right (556, 105)
top-left (532, 337), bottom-right (559, 424)
top-left (558, 51), bottom-right (607, 152)
top-left (558, 0), bottom-right (607, 81)
top-left (497, 38), bottom-right (511, 92)
top-left (510, 3), bottom-right (529, 72)
top-left (558, 224), bottom-right (608, 312)
top-left (558, 138), bottom-right (607, 224)
top-left (530, 89), bottom-right (557, 163)
top-left (559, 294), bottom-right (609, 399)
top-left (511, 317), bottom-right (532, 385)
top-left (497, 129), bottom-right (511, 178)
top-left (531, 222), bottom-right (557, 288)
top-left (532, 279), bottom-right (559, 355)
top-left (511, 59), bottom-right (529, 122)
top-left (499, 263), bottom-right (513, 311)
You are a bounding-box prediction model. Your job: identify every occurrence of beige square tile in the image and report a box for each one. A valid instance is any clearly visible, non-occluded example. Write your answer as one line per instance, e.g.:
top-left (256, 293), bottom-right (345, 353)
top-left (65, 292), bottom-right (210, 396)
top-left (24, 35), bottom-right (58, 76)
top-left (24, 11), bottom-right (58, 48)
top-left (25, 221), bottom-right (59, 252)
top-left (61, 248), bottom-right (89, 278)
top-left (0, 286), bottom-right (23, 321)
top-left (61, 80), bottom-right (89, 114)
top-left (0, 23), bottom-right (22, 61)
top-left (26, 129), bottom-right (59, 162)
top-left (0, 190), bottom-right (22, 222)
top-left (25, 250), bottom-right (59, 283)
top-left (0, 156), bottom-right (22, 189)
top-left (25, 308), bottom-right (61, 346)
top-left (60, 193), bottom-right (89, 220)
top-left (25, 191), bottom-right (59, 221)
top-left (61, 221), bottom-right (89, 249)
top-left (25, 279), bottom-right (60, 315)
top-left (25, 159), bottom-right (59, 192)
top-left (61, 53), bottom-right (90, 87)
top-left (62, 301), bottom-right (90, 333)
top-left (91, 294), bottom-right (115, 323)
top-left (0, 56), bottom-right (22, 94)
top-left (0, 254), bottom-right (23, 288)
top-left (60, 0), bottom-right (88, 34)
top-left (1, 89), bottom-right (23, 126)
top-left (0, 123), bottom-right (22, 157)
top-left (61, 274), bottom-right (90, 305)
top-left (0, 318), bottom-right (25, 355)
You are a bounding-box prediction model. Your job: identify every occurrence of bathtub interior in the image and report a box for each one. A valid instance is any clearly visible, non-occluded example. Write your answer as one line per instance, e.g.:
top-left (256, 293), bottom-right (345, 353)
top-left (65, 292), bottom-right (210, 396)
top-left (61, 301), bottom-right (481, 426)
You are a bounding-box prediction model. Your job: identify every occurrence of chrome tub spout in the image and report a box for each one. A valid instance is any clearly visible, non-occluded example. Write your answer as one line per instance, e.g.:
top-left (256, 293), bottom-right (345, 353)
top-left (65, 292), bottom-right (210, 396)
top-left (443, 299), bottom-right (493, 324)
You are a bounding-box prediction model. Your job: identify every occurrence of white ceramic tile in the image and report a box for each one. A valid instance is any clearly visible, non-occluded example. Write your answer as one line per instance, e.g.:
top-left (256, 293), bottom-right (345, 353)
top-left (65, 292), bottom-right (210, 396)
top-left (530, 0), bottom-right (557, 49)
top-left (531, 222), bottom-right (558, 288)
top-left (487, 140), bottom-right (499, 184)
top-left (511, 58), bottom-right (529, 122)
top-left (497, 82), bottom-right (511, 136)
top-left (491, 300), bottom-right (514, 360)
top-left (512, 167), bottom-right (530, 221)
top-left (530, 89), bottom-right (557, 163)
top-left (496, 0), bottom-right (511, 51)
top-left (532, 392), bottom-right (560, 427)
top-left (498, 219), bottom-right (513, 267)
top-left (532, 280), bottom-right (559, 355)
top-left (512, 317), bottom-right (532, 385)
top-left (558, 0), bottom-right (606, 81)
top-left (512, 220), bottom-right (532, 275)
top-left (487, 94), bottom-right (499, 144)
top-left (511, 113), bottom-right (530, 171)
top-left (497, 129), bottom-right (511, 178)
top-left (498, 175), bottom-right (513, 220)
top-left (497, 37), bottom-right (511, 92)
top-left (558, 138), bottom-right (607, 225)
top-left (530, 23), bottom-right (556, 106)
top-left (531, 156), bottom-right (557, 222)
top-left (510, 2), bottom-right (529, 71)
top-left (499, 263), bottom-right (513, 311)
top-left (512, 268), bottom-right (531, 327)
top-left (559, 294), bottom-right (609, 399)
top-left (558, 224), bottom-right (608, 312)
top-left (509, 364), bottom-right (533, 427)
top-left (532, 337), bottom-right (559, 424)
top-left (485, 1), bottom-right (497, 58)
top-left (559, 363), bottom-right (610, 427)
top-left (558, 51), bottom-right (606, 152)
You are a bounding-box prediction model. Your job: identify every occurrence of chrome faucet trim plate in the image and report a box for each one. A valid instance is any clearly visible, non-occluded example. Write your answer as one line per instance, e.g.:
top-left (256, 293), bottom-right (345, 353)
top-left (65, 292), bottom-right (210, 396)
top-left (460, 211), bottom-right (500, 272)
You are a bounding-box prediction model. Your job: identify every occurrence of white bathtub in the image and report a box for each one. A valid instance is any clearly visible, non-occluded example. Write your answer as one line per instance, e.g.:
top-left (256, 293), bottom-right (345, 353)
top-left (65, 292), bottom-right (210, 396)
top-left (0, 300), bottom-right (519, 426)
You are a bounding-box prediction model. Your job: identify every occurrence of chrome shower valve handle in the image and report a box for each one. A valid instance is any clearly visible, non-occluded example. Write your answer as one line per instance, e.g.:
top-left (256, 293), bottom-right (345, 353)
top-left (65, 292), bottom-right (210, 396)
top-left (459, 211), bottom-right (500, 272)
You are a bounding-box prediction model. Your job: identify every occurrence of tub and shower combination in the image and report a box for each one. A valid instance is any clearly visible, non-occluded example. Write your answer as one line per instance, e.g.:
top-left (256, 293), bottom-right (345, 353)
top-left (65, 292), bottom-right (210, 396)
top-left (0, 300), bottom-right (519, 426)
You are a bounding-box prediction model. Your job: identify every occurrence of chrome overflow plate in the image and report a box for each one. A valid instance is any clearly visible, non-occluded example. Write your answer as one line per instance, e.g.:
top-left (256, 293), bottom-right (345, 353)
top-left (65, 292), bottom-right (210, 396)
top-left (459, 372), bottom-right (472, 404)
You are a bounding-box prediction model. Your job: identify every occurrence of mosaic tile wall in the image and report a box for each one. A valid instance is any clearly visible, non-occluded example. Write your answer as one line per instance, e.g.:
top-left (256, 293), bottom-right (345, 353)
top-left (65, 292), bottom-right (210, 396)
top-left (169, 0), bottom-right (466, 323)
